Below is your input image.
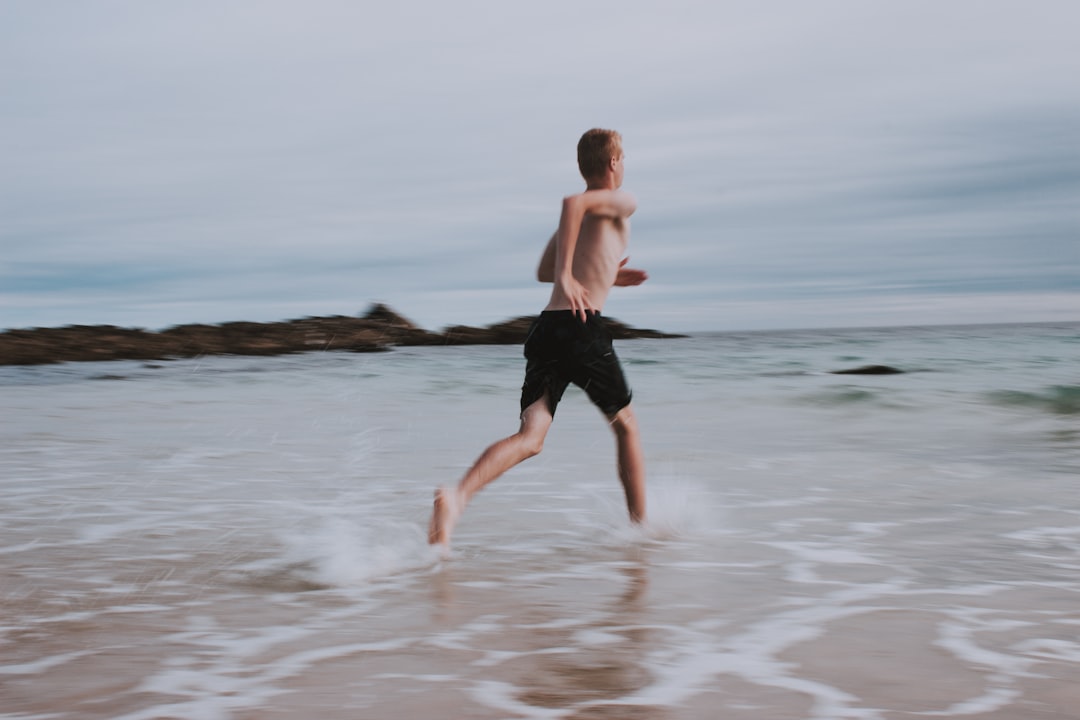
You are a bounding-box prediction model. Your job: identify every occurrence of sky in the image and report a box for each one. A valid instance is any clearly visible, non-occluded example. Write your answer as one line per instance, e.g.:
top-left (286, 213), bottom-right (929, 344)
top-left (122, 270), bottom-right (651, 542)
top-left (2, 0), bottom-right (1078, 333)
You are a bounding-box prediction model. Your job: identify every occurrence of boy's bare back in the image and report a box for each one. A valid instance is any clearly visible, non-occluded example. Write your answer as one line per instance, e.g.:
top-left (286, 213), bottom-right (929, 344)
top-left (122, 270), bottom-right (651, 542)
top-left (538, 189), bottom-right (636, 315)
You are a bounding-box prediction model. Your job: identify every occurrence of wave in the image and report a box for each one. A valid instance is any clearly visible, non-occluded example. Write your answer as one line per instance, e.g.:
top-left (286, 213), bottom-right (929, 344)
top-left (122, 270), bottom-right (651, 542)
top-left (234, 516), bottom-right (438, 591)
top-left (987, 385), bottom-right (1080, 415)
top-left (796, 387), bottom-right (883, 407)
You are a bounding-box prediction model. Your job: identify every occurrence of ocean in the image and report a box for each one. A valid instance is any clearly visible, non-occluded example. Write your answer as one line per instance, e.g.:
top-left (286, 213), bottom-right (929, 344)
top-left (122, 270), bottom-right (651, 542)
top-left (2, 322), bottom-right (1078, 719)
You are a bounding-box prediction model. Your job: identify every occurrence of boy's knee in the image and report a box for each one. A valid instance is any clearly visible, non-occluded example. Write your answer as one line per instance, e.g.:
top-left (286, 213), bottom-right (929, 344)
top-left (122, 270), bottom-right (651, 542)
top-left (520, 433), bottom-right (545, 458)
top-left (608, 406), bottom-right (637, 435)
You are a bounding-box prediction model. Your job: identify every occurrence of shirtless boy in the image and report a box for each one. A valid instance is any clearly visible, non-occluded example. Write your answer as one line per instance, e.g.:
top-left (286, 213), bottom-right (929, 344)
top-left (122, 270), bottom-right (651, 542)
top-left (429, 128), bottom-right (648, 550)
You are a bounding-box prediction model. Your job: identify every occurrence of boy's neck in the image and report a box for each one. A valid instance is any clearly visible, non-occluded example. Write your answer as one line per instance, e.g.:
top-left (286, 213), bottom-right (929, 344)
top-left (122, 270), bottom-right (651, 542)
top-left (585, 175), bottom-right (618, 191)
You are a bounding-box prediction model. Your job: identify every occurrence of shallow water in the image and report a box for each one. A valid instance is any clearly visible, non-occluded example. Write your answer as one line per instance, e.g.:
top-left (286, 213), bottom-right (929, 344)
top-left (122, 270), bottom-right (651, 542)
top-left (2, 323), bottom-right (1079, 719)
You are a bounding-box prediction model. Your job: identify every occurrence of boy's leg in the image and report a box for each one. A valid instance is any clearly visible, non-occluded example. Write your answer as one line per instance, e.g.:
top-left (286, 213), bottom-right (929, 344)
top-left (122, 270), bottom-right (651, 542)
top-left (429, 396), bottom-right (554, 547)
top-left (608, 403), bottom-right (646, 524)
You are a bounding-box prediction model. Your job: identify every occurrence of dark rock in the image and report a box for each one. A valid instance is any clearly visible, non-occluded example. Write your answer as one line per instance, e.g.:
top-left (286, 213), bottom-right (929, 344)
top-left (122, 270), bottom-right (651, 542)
top-left (362, 303), bottom-right (419, 329)
top-left (485, 317), bottom-right (538, 344)
top-left (0, 305), bottom-right (682, 366)
top-left (440, 325), bottom-right (506, 345)
top-left (437, 315), bottom-right (686, 345)
top-left (600, 316), bottom-right (682, 340)
top-left (830, 365), bottom-right (905, 375)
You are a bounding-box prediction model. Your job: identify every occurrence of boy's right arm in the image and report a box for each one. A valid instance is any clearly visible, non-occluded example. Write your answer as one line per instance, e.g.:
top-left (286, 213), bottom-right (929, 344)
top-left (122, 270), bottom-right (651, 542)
top-left (577, 188), bottom-right (637, 220)
top-left (552, 194), bottom-right (593, 320)
top-left (552, 189), bottom-right (636, 320)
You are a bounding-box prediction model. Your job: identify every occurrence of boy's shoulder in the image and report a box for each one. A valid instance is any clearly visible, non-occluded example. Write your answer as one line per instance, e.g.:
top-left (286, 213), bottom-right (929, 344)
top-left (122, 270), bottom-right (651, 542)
top-left (564, 188), bottom-right (637, 219)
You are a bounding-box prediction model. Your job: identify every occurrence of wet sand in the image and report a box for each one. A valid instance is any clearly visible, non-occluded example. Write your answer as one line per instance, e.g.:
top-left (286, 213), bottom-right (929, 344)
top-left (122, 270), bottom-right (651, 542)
top-left (5, 506), bottom-right (1080, 719)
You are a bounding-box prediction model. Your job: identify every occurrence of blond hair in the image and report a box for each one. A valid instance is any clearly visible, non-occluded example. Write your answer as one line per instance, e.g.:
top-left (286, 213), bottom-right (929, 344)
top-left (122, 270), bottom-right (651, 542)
top-left (577, 128), bottom-right (622, 180)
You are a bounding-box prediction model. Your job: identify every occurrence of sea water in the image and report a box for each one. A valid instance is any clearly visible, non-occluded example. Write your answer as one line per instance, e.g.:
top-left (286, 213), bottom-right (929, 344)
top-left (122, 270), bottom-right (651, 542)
top-left (1, 322), bottom-right (1078, 719)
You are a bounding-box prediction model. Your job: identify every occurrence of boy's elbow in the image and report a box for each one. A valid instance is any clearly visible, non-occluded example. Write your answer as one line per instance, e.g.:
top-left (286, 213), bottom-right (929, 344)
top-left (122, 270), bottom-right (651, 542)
top-left (619, 192), bottom-right (638, 217)
top-left (562, 194), bottom-right (585, 217)
top-left (537, 266), bottom-right (554, 283)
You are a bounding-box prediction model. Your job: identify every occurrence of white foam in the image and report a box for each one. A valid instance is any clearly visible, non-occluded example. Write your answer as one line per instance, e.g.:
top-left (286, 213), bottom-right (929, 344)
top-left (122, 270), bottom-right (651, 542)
top-left (0, 649), bottom-right (96, 675)
top-left (608, 583), bottom-right (915, 718)
top-left (517, 612), bottom-right (607, 630)
top-left (123, 623), bottom-right (417, 720)
top-left (471, 649), bottom-right (523, 667)
top-left (575, 475), bottom-right (719, 544)
top-left (766, 541), bottom-right (880, 565)
top-left (572, 628), bottom-right (624, 646)
top-left (0, 539), bottom-right (46, 555)
top-left (469, 680), bottom-right (569, 719)
top-left (425, 615), bottom-right (508, 652)
top-left (1013, 638), bottom-right (1080, 662)
top-left (934, 612), bottom-right (1039, 677)
top-left (275, 515), bottom-right (437, 587)
top-left (921, 610), bottom-right (1041, 716)
top-left (1004, 524), bottom-right (1080, 547)
top-left (918, 685), bottom-right (1022, 717)
top-left (642, 477), bottom-right (717, 538)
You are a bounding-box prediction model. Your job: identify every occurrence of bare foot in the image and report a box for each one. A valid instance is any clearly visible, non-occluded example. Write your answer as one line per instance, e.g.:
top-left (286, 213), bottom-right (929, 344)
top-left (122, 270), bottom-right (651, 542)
top-left (428, 486), bottom-right (462, 549)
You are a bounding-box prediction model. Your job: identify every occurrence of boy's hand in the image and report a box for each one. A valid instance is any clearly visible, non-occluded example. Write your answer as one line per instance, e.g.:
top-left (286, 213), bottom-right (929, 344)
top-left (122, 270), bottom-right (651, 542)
top-left (615, 257), bottom-right (648, 287)
top-left (559, 273), bottom-right (594, 323)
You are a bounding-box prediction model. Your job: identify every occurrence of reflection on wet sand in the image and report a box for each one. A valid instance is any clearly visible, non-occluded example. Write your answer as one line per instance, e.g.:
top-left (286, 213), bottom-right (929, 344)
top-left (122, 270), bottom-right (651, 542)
top-left (428, 551), bottom-right (672, 719)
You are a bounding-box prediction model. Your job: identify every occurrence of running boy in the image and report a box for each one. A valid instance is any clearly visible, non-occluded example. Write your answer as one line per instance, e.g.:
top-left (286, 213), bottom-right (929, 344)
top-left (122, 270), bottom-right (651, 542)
top-left (429, 128), bottom-right (648, 550)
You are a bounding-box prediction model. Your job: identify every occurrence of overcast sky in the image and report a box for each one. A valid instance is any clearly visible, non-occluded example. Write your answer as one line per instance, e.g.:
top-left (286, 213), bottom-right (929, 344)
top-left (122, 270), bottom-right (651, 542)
top-left (2, 0), bottom-right (1078, 332)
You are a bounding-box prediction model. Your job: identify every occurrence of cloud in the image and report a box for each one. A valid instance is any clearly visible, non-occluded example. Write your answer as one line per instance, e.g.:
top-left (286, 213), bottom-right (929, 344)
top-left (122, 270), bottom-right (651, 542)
top-left (1, 0), bottom-right (1078, 332)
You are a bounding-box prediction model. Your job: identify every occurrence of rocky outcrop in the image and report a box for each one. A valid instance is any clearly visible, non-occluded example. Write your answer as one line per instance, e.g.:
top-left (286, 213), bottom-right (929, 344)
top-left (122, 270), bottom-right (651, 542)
top-left (0, 303), bottom-right (684, 366)
top-left (439, 315), bottom-right (679, 346)
top-left (829, 365), bottom-right (905, 375)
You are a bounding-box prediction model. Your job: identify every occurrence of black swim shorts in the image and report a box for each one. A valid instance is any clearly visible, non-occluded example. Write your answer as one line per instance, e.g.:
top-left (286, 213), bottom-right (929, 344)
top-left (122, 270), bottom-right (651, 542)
top-left (520, 310), bottom-right (632, 418)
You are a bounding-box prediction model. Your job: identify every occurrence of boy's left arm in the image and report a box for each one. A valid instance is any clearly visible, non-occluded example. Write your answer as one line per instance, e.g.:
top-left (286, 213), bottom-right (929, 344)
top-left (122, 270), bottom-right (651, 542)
top-left (537, 232), bottom-right (557, 282)
top-left (615, 257), bottom-right (648, 286)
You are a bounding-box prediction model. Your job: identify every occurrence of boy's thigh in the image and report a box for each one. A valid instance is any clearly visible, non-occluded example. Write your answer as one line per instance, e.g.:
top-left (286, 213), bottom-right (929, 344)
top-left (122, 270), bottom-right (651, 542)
top-left (573, 350), bottom-right (632, 417)
top-left (520, 358), bottom-right (572, 416)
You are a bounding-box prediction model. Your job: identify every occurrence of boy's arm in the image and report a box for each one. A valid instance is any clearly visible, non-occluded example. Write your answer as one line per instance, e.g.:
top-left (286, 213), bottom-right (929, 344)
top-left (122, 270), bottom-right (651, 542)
top-left (553, 194), bottom-right (592, 320)
top-left (537, 232), bottom-right (556, 282)
top-left (614, 257), bottom-right (648, 286)
top-left (575, 188), bottom-right (637, 219)
top-left (554, 189), bottom-right (636, 320)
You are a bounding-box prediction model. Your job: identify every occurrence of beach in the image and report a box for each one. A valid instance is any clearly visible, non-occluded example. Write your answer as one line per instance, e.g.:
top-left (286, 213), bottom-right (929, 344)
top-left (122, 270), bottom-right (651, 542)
top-left (2, 322), bottom-right (1079, 719)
